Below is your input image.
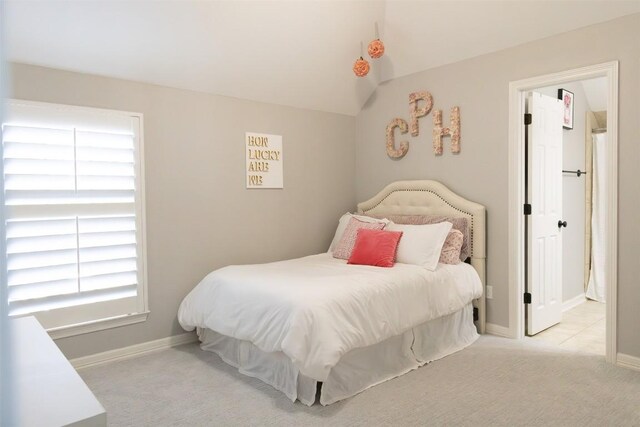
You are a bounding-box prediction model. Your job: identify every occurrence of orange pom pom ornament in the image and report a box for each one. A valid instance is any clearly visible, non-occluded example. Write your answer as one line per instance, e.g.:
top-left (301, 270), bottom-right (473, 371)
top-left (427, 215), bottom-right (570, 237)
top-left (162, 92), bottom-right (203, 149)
top-left (353, 56), bottom-right (370, 77)
top-left (368, 39), bottom-right (385, 59)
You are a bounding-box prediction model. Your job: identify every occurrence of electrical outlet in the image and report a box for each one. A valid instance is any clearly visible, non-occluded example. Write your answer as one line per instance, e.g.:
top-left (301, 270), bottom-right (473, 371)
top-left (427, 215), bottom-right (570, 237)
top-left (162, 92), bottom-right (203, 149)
top-left (486, 286), bottom-right (493, 299)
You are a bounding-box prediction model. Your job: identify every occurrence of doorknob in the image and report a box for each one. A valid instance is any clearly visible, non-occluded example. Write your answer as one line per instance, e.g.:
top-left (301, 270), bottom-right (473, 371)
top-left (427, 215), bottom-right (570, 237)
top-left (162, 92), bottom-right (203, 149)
top-left (558, 220), bottom-right (567, 228)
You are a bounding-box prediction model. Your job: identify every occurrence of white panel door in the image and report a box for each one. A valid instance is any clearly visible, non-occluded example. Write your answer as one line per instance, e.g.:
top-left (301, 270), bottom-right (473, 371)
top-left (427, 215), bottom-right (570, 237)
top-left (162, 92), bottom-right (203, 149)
top-left (527, 91), bottom-right (564, 335)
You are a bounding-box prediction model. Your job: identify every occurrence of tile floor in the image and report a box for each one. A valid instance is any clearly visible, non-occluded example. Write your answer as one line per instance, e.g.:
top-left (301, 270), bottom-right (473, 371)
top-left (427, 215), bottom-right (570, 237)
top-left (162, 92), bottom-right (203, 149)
top-left (528, 300), bottom-right (605, 355)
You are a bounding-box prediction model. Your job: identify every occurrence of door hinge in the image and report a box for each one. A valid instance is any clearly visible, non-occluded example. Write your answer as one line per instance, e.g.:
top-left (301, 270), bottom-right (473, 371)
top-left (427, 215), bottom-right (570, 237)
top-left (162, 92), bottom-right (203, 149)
top-left (524, 204), bottom-right (532, 215)
top-left (524, 113), bottom-right (532, 125)
top-left (524, 292), bottom-right (532, 304)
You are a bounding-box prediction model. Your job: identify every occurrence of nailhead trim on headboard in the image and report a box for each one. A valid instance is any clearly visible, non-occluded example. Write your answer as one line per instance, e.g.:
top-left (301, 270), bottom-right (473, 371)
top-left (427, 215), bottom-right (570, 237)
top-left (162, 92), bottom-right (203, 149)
top-left (362, 188), bottom-right (476, 257)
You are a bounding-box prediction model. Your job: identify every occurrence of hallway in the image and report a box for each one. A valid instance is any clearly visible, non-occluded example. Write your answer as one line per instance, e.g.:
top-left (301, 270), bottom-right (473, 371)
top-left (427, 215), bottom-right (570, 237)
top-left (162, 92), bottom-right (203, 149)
top-left (529, 300), bottom-right (605, 355)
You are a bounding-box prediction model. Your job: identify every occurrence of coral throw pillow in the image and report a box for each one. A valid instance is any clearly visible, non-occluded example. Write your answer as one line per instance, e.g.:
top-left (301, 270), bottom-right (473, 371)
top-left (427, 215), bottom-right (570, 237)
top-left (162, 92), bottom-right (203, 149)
top-left (333, 217), bottom-right (386, 260)
top-left (348, 229), bottom-right (403, 268)
top-left (439, 229), bottom-right (464, 265)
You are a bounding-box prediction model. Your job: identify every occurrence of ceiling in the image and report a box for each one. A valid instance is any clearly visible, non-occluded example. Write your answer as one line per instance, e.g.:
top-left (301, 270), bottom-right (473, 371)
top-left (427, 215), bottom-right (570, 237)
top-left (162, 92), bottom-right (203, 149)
top-left (6, 1), bottom-right (640, 116)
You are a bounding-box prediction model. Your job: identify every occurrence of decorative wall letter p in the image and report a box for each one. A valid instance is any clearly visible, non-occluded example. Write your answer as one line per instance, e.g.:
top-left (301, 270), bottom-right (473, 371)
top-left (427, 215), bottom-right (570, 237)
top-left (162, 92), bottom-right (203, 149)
top-left (432, 106), bottom-right (461, 155)
top-left (386, 118), bottom-right (409, 159)
top-left (409, 91), bottom-right (433, 137)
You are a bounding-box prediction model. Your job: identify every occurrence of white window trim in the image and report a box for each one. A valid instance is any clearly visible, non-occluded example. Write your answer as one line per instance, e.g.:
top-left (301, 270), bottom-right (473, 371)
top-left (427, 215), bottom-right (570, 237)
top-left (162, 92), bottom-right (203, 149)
top-left (47, 311), bottom-right (149, 339)
top-left (4, 99), bottom-right (149, 338)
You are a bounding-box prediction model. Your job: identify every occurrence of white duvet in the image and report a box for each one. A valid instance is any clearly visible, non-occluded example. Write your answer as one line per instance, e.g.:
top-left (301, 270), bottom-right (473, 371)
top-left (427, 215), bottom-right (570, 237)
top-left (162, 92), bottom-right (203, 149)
top-left (178, 253), bottom-right (482, 381)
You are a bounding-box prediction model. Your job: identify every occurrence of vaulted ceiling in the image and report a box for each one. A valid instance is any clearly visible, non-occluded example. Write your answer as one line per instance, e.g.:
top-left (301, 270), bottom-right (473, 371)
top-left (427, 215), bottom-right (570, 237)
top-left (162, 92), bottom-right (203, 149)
top-left (6, 1), bottom-right (640, 116)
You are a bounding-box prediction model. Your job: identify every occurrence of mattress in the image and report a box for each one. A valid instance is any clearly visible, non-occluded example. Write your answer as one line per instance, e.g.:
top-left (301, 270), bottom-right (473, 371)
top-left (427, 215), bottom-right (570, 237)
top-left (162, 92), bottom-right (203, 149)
top-left (179, 253), bottom-right (482, 381)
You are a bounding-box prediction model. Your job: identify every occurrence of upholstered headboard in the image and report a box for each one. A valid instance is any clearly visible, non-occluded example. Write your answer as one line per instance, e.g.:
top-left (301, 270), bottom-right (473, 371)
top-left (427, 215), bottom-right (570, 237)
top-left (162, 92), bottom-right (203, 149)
top-left (357, 180), bottom-right (486, 333)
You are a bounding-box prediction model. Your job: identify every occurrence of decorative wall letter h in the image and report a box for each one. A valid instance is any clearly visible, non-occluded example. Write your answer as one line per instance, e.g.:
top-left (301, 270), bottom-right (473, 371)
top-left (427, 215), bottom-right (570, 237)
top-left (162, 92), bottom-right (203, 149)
top-left (432, 106), bottom-right (461, 155)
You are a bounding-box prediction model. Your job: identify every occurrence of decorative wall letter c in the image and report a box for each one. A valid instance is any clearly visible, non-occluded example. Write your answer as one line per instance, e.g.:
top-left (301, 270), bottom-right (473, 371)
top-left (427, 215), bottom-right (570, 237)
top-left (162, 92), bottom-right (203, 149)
top-left (386, 118), bottom-right (409, 159)
top-left (409, 91), bottom-right (433, 137)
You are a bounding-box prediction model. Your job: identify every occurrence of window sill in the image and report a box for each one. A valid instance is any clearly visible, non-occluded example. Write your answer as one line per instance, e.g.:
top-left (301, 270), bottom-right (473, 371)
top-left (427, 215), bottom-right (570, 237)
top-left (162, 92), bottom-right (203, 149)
top-left (47, 311), bottom-right (150, 340)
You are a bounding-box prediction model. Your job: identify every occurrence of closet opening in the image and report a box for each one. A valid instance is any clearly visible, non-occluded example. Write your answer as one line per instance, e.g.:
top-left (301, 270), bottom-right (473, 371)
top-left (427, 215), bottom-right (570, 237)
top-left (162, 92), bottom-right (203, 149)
top-left (524, 77), bottom-right (608, 355)
top-left (507, 62), bottom-right (618, 363)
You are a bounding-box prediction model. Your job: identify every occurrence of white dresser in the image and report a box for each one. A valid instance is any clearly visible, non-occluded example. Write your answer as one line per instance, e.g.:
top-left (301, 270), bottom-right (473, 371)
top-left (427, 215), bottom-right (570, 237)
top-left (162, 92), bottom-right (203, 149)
top-left (10, 316), bottom-right (106, 426)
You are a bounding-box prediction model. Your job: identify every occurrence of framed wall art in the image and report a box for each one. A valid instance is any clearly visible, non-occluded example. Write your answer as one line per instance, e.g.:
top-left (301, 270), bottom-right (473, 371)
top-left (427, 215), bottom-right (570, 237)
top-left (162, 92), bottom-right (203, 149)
top-left (246, 132), bottom-right (283, 189)
top-left (558, 88), bottom-right (574, 130)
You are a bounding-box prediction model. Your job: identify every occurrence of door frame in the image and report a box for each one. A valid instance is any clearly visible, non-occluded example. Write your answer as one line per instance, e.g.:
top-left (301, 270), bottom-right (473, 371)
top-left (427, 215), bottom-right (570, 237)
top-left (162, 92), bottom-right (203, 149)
top-left (507, 61), bottom-right (618, 363)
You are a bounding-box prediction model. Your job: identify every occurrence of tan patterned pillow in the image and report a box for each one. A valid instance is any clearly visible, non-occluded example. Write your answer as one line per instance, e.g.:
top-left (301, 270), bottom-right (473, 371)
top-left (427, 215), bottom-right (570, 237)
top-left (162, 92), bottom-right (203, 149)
top-left (371, 214), bottom-right (470, 261)
top-left (328, 213), bottom-right (389, 253)
top-left (333, 217), bottom-right (386, 260)
top-left (439, 229), bottom-right (464, 265)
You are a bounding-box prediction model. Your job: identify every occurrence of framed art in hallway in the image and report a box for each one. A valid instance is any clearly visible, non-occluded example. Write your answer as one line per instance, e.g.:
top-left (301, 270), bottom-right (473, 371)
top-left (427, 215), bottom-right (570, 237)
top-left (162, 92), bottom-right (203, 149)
top-left (558, 88), bottom-right (574, 129)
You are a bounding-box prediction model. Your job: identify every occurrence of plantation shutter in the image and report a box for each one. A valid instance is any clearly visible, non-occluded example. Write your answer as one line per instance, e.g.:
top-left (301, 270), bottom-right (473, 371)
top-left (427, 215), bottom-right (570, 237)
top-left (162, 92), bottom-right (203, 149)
top-left (2, 101), bottom-right (147, 331)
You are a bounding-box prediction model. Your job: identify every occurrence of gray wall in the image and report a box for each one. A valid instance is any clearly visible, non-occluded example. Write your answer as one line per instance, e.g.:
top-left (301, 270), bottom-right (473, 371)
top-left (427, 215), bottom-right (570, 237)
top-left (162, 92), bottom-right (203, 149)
top-left (355, 14), bottom-right (639, 357)
top-left (9, 63), bottom-right (356, 359)
top-left (535, 82), bottom-right (589, 304)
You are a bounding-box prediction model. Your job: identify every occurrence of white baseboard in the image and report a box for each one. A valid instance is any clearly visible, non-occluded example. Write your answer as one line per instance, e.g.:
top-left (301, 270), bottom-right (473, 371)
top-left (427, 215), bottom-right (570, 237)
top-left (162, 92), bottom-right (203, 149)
top-left (616, 353), bottom-right (640, 372)
top-left (562, 293), bottom-right (587, 312)
top-left (486, 322), bottom-right (512, 338)
top-left (71, 332), bottom-right (198, 370)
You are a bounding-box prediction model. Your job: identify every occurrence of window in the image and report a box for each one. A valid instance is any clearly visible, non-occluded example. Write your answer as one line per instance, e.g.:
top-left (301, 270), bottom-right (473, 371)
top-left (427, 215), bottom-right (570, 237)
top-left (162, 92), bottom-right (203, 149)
top-left (2, 100), bottom-right (148, 337)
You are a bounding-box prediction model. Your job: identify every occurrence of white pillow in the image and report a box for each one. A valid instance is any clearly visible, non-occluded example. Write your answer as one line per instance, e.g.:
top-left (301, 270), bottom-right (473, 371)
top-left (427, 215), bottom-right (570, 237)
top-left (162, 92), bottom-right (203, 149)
top-left (386, 221), bottom-right (453, 270)
top-left (328, 213), bottom-right (389, 253)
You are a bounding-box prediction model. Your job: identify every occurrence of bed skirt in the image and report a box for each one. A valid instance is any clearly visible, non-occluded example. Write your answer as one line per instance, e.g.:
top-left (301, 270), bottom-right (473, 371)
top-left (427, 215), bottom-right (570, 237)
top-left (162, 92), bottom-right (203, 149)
top-left (197, 303), bottom-right (478, 405)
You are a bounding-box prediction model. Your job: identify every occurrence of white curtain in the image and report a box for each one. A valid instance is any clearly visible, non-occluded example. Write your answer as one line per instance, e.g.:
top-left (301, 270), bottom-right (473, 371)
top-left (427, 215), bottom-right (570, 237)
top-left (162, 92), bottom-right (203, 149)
top-left (586, 132), bottom-right (607, 302)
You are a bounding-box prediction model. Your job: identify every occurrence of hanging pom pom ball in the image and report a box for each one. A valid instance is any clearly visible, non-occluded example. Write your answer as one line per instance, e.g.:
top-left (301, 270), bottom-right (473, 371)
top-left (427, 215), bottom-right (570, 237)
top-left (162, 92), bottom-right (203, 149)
top-left (353, 56), bottom-right (370, 77)
top-left (367, 39), bottom-right (385, 59)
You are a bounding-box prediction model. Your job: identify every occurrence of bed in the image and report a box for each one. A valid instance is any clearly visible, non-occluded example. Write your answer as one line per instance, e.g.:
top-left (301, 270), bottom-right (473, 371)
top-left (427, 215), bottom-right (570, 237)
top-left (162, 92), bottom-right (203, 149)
top-left (178, 180), bottom-right (486, 405)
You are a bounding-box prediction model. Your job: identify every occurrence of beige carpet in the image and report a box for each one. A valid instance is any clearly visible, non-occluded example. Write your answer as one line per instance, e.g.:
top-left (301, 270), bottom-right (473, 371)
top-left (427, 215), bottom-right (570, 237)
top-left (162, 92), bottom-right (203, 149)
top-left (79, 336), bottom-right (640, 426)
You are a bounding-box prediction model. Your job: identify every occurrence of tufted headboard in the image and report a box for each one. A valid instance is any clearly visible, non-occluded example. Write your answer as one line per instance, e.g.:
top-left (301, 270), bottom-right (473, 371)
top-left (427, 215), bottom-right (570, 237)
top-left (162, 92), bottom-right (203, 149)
top-left (357, 180), bottom-right (486, 333)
